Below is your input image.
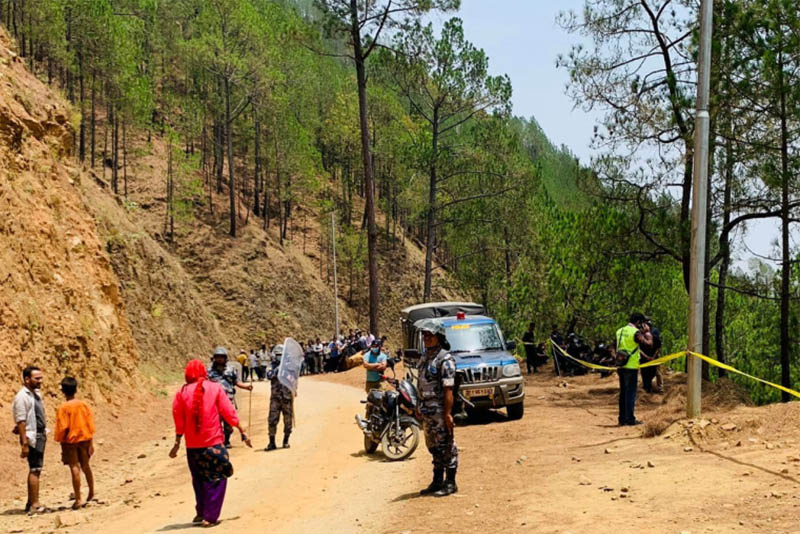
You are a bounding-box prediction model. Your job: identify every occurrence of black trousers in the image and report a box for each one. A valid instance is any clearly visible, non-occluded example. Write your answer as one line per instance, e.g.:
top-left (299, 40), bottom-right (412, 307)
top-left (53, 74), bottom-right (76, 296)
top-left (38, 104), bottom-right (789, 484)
top-left (618, 368), bottom-right (639, 425)
top-left (641, 366), bottom-right (657, 392)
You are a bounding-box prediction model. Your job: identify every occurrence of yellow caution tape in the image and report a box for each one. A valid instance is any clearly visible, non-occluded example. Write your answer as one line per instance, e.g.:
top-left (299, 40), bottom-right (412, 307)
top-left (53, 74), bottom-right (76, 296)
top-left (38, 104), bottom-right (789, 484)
top-left (549, 339), bottom-right (686, 370)
top-left (548, 340), bottom-right (617, 371)
top-left (544, 340), bottom-right (800, 399)
top-left (689, 352), bottom-right (800, 400)
top-left (639, 351), bottom-right (687, 368)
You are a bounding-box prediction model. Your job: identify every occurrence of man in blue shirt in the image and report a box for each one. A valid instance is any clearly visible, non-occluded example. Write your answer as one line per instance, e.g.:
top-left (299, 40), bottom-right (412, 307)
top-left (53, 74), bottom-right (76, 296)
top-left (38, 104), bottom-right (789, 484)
top-left (362, 339), bottom-right (388, 393)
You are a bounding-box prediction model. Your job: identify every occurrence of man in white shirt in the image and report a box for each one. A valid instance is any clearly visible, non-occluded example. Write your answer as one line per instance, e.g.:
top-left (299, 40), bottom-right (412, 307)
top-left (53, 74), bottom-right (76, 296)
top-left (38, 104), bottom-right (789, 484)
top-left (313, 338), bottom-right (324, 374)
top-left (12, 366), bottom-right (46, 512)
top-left (256, 344), bottom-right (268, 381)
top-left (248, 350), bottom-right (259, 381)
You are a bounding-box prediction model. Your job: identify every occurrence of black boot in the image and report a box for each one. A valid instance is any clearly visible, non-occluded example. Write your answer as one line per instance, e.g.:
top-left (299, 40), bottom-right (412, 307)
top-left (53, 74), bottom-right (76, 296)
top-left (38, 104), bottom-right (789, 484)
top-left (265, 437), bottom-right (277, 451)
top-left (434, 468), bottom-right (458, 497)
top-left (282, 433), bottom-right (291, 449)
top-left (419, 468), bottom-right (444, 495)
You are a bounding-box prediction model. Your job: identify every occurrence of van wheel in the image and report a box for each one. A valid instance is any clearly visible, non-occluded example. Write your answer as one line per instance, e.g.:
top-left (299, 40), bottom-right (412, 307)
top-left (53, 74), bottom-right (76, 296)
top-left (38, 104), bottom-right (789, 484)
top-left (507, 402), bottom-right (524, 420)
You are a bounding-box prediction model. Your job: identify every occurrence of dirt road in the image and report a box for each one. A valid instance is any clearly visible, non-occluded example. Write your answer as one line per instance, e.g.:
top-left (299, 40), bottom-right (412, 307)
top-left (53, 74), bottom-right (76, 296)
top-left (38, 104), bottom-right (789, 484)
top-left (1, 378), bottom-right (426, 534)
top-left (2, 370), bottom-right (800, 534)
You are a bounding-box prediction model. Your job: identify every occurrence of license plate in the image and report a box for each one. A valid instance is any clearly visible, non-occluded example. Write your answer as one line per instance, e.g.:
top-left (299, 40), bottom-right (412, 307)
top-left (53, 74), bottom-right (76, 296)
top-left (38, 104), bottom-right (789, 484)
top-left (464, 387), bottom-right (494, 398)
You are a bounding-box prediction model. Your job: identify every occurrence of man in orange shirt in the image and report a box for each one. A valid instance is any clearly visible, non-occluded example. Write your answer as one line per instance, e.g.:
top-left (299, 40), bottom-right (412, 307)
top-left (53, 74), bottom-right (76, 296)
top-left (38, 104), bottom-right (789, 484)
top-left (54, 377), bottom-right (95, 509)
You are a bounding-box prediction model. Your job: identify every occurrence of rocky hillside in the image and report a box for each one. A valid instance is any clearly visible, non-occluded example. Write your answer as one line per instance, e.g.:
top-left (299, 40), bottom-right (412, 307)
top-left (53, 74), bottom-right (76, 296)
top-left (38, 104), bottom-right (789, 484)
top-left (0, 25), bottom-right (463, 400)
top-left (0, 29), bottom-right (138, 402)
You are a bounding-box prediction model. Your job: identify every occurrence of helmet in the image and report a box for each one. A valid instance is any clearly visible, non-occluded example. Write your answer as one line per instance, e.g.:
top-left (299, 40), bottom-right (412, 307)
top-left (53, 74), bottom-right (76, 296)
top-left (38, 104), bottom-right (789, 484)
top-left (414, 319), bottom-right (450, 350)
top-left (212, 346), bottom-right (229, 360)
top-left (414, 319), bottom-right (445, 336)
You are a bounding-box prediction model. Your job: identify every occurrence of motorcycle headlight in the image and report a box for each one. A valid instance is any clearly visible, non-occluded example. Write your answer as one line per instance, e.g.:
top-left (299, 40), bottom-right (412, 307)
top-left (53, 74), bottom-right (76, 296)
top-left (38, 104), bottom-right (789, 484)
top-left (502, 363), bottom-right (521, 377)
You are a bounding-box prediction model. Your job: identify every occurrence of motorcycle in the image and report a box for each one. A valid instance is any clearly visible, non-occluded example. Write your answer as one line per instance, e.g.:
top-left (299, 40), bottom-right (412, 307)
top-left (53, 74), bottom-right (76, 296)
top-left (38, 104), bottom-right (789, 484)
top-left (355, 359), bottom-right (421, 461)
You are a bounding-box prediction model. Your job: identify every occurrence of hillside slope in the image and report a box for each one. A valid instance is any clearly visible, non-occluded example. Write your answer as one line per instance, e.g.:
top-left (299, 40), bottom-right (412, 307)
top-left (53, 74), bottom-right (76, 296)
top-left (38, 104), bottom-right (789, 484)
top-left (0, 30), bottom-right (138, 402)
top-left (0, 24), bottom-right (464, 402)
top-left (89, 126), bottom-right (462, 360)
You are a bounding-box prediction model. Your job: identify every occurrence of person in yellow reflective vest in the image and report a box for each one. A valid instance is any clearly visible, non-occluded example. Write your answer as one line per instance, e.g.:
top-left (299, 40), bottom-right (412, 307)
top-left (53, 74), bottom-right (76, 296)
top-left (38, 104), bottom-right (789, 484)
top-left (615, 313), bottom-right (653, 426)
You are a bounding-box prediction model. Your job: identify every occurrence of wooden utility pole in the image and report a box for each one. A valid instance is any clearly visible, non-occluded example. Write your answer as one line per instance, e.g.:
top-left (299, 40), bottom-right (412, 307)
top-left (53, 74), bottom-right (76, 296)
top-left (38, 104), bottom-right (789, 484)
top-left (688, 0), bottom-right (714, 418)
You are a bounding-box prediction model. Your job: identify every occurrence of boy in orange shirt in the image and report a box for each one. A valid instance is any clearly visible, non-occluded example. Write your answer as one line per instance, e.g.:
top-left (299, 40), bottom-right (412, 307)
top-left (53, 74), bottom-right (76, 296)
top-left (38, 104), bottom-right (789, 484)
top-left (54, 377), bottom-right (95, 509)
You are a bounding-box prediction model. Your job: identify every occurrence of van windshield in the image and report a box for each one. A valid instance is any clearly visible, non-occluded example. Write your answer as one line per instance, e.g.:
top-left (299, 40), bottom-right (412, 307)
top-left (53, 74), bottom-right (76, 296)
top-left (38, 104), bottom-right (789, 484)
top-left (445, 323), bottom-right (504, 353)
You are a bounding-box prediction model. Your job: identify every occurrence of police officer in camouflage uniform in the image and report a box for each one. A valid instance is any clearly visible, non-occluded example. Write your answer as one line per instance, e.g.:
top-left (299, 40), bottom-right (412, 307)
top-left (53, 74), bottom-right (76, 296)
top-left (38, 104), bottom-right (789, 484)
top-left (416, 323), bottom-right (459, 497)
top-left (207, 347), bottom-right (253, 447)
top-left (265, 353), bottom-right (293, 451)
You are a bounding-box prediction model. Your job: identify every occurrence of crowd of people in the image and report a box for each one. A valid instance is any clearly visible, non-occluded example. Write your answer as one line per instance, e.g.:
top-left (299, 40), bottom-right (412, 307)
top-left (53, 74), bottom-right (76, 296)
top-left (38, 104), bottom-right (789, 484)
top-left (10, 312), bottom-right (670, 526)
top-left (300, 330), bottom-right (389, 375)
top-left (231, 330), bottom-right (388, 380)
top-left (7, 321), bottom-right (454, 526)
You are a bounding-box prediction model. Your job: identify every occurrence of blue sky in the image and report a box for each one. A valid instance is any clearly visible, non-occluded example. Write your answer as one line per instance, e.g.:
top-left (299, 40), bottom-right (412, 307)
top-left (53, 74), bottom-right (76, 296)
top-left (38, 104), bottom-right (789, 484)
top-left (432, 0), bottom-right (599, 162)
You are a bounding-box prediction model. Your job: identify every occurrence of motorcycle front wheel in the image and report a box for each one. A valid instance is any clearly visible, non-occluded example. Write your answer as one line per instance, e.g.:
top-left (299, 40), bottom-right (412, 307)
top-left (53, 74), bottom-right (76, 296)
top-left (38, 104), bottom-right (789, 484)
top-left (364, 433), bottom-right (379, 454)
top-left (381, 420), bottom-right (419, 461)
